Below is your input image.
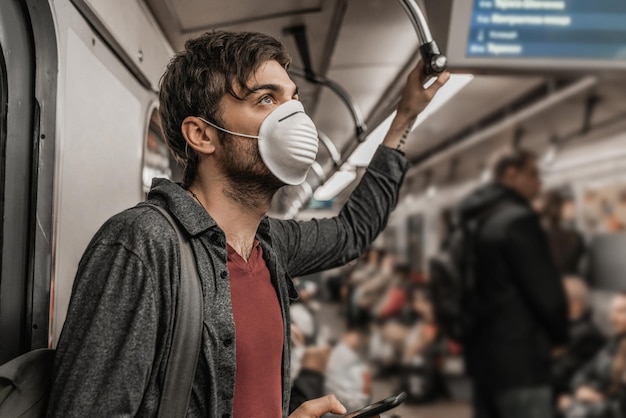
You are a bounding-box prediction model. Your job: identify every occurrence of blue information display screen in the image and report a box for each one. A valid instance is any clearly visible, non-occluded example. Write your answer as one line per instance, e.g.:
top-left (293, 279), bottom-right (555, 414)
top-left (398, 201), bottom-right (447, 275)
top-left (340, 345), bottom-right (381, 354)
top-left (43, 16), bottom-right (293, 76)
top-left (466, 0), bottom-right (626, 60)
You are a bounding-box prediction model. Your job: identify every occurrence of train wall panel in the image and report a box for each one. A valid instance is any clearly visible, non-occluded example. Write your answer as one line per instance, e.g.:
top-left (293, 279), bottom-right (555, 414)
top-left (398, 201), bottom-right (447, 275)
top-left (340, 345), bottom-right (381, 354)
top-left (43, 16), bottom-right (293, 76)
top-left (75, 0), bottom-right (173, 91)
top-left (51, 0), bottom-right (156, 343)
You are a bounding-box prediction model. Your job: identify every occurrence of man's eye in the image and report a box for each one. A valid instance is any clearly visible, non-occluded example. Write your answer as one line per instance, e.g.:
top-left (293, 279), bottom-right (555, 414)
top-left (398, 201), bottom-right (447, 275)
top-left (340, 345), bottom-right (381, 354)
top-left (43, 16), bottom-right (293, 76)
top-left (260, 95), bottom-right (274, 105)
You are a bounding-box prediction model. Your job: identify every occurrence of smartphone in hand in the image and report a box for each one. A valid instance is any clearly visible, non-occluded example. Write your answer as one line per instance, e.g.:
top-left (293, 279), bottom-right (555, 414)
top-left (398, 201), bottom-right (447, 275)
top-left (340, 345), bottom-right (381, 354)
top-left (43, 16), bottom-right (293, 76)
top-left (339, 392), bottom-right (407, 418)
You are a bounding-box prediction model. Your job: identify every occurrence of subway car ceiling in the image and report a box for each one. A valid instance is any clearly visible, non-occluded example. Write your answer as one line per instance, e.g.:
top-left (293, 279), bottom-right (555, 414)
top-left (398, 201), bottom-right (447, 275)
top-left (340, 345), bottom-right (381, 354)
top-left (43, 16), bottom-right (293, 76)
top-left (65, 0), bottom-right (626, 219)
top-left (138, 0), bottom-right (626, 219)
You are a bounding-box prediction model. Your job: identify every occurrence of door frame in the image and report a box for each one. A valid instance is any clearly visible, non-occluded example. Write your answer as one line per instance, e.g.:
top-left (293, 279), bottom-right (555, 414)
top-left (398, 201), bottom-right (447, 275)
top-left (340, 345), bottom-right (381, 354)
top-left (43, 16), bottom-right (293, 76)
top-left (0, 0), bottom-right (57, 364)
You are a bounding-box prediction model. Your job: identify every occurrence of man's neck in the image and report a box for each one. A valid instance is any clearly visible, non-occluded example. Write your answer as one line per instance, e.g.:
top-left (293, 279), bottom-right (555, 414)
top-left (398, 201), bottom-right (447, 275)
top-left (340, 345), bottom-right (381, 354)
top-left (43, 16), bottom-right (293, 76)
top-left (190, 179), bottom-right (271, 261)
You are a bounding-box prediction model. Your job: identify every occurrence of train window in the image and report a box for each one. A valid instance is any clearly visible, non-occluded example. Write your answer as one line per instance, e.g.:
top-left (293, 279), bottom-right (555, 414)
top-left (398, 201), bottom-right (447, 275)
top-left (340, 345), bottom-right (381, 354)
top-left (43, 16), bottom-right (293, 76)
top-left (142, 108), bottom-right (182, 194)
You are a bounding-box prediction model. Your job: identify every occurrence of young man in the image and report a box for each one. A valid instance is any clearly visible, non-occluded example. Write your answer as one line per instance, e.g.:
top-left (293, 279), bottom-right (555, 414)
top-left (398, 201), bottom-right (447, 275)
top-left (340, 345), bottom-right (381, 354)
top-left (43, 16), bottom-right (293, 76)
top-left (458, 149), bottom-right (569, 418)
top-left (47, 30), bottom-right (449, 417)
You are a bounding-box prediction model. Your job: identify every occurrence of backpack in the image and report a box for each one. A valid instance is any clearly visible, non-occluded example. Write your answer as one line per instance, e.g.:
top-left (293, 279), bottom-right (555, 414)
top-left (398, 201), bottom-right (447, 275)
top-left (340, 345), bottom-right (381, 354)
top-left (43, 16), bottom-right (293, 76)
top-left (0, 204), bottom-right (202, 418)
top-left (429, 203), bottom-right (503, 344)
top-left (0, 349), bottom-right (55, 418)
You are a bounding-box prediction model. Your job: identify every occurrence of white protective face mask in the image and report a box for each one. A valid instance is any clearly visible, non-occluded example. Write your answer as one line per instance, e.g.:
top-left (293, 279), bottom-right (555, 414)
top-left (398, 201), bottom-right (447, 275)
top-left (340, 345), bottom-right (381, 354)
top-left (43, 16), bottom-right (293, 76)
top-left (198, 100), bottom-right (319, 185)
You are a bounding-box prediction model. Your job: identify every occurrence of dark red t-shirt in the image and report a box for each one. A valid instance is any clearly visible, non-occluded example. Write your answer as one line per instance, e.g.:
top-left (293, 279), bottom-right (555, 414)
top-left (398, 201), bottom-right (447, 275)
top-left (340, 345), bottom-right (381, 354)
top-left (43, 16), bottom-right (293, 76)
top-left (227, 241), bottom-right (284, 417)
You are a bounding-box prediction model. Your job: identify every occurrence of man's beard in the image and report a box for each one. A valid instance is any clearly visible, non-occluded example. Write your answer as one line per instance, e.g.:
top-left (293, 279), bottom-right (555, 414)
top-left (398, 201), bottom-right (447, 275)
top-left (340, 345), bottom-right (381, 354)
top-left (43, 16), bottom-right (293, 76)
top-left (218, 131), bottom-right (285, 208)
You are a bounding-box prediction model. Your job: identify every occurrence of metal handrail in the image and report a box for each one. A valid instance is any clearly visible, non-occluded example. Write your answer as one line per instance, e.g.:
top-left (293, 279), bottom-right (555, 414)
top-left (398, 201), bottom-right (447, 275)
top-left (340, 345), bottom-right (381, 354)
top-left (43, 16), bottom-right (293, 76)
top-left (317, 131), bottom-right (342, 169)
top-left (397, 0), bottom-right (447, 77)
top-left (289, 67), bottom-right (367, 142)
top-left (285, 0), bottom-right (448, 217)
top-left (398, 0), bottom-right (433, 44)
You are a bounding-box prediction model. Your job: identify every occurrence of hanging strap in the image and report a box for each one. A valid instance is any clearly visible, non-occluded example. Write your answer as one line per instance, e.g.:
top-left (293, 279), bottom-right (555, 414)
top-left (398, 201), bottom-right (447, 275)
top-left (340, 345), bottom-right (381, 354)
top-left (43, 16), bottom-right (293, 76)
top-left (144, 204), bottom-right (203, 418)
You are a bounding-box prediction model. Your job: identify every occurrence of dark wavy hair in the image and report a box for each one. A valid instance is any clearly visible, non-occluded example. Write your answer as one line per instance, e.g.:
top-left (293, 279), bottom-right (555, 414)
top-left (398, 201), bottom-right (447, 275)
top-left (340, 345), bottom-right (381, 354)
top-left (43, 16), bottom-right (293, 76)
top-left (159, 30), bottom-right (291, 188)
top-left (491, 148), bottom-right (537, 183)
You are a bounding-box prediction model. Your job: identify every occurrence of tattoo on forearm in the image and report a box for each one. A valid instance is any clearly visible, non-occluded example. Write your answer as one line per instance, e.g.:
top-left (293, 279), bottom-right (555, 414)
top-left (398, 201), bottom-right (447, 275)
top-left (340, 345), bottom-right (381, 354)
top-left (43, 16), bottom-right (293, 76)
top-left (397, 117), bottom-right (416, 153)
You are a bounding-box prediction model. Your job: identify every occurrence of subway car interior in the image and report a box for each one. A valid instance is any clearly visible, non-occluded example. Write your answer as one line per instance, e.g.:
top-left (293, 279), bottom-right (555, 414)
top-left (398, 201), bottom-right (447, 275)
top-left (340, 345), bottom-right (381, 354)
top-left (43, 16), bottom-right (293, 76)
top-left (2, 0), bottom-right (626, 416)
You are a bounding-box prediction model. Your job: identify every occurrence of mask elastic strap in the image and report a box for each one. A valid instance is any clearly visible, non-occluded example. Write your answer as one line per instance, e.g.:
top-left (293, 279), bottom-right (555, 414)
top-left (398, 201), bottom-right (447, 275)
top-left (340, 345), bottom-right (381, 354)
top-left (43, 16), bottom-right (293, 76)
top-left (197, 116), bottom-right (259, 139)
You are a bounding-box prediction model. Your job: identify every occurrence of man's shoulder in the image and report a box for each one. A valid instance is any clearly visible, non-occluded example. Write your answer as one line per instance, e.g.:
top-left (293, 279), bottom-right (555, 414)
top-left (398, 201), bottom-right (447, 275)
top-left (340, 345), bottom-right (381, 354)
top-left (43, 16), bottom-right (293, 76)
top-left (490, 199), bottom-right (536, 228)
top-left (89, 204), bottom-right (178, 254)
top-left (477, 200), bottom-right (537, 246)
top-left (461, 184), bottom-right (528, 225)
top-left (499, 199), bottom-right (534, 218)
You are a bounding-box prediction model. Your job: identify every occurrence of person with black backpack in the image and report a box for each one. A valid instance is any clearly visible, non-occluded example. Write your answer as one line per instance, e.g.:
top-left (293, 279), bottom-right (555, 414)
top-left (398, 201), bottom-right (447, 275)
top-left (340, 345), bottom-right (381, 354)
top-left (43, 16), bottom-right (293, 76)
top-left (431, 148), bottom-right (568, 418)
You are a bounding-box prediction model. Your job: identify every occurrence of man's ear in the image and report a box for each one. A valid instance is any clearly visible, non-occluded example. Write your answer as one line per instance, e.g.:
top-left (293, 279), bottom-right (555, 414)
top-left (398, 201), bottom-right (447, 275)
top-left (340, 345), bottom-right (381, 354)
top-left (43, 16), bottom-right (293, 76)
top-left (181, 116), bottom-right (217, 155)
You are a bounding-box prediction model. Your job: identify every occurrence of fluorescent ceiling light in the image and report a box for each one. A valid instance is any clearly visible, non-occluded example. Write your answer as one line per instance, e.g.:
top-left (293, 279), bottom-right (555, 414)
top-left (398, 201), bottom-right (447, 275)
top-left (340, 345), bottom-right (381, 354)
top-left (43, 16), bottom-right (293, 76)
top-left (348, 74), bottom-right (474, 167)
top-left (412, 74), bottom-right (474, 130)
top-left (348, 111), bottom-right (396, 166)
top-left (311, 74), bottom-right (474, 204)
top-left (313, 167), bottom-right (357, 201)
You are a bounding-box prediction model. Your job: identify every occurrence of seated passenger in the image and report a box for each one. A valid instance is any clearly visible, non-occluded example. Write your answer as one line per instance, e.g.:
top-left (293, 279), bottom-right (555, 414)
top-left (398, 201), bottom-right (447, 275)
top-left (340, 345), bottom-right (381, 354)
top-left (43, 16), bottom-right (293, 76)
top-left (367, 275), bottom-right (419, 376)
top-left (559, 293), bottom-right (626, 418)
top-left (352, 252), bottom-right (397, 322)
top-left (372, 264), bottom-right (413, 321)
top-left (290, 278), bottom-right (320, 346)
top-left (552, 277), bottom-right (605, 399)
top-left (325, 330), bottom-right (372, 413)
top-left (323, 261), bottom-right (356, 303)
top-left (368, 284), bottom-right (447, 403)
top-left (399, 284), bottom-right (449, 404)
top-left (345, 248), bottom-right (383, 327)
top-left (289, 334), bottom-right (333, 414)
top-left (359, 265), bottom-right (413, 375)
top-left (402, 286), bottom-right (437, 360)
top-left (348, 248), bottom-right (382, 287)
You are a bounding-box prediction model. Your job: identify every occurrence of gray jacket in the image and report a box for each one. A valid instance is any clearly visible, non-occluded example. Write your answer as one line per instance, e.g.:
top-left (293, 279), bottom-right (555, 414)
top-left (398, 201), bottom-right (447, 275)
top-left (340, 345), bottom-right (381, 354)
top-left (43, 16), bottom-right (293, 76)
top-left (47, 146), bottom-right (408, 417)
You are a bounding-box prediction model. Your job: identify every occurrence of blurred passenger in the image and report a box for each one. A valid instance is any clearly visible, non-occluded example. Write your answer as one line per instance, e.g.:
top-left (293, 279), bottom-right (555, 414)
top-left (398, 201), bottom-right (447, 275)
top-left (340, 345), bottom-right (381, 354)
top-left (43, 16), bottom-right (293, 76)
top-left (403, 285), bottom-right (438, 364)
top-left (370, 283), bottom-right (433, 367)
top-left (348, 248), bottom-right (383, 287)
top-left (559, 293), bottom-right (626, 418)
top-left (458, 148), bottom-right (568, 418)
top-left (345, 248), bottom-right (384, 328)
top-left (290, 278), bottom-right (320, 345)
top-left (399, 284), bottom-right (450, 404)
top-left (438, 207), bottom-right (455, 249)
top-left (367, 283), bottom-right (448, 403)
top-left (289, 329), bottom-right (333, 414)
top-left (367, 273), bottom-right (419, 377)
top-left (353, 252), bottom-right (396, 317)
top-left (47, 30), bottom-right (449, 417)
top-left (323, 261), bottom-right (357, 303)
top-left (542, 190), bottom-right (586, 277)
top-left (373, 264), bottom-right (413, 320)
top-left (342, 250), bottom-right (378, 300)
top-left (553, 277), bottom-right (605, 400)
top-left (325, 330), bottom-right (372, 413)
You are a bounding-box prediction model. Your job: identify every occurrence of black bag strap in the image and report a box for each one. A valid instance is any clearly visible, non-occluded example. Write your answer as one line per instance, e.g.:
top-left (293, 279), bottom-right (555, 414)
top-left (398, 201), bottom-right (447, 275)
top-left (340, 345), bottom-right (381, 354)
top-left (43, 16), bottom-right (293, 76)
top-left (144, 204), bottom-right (203, 418)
